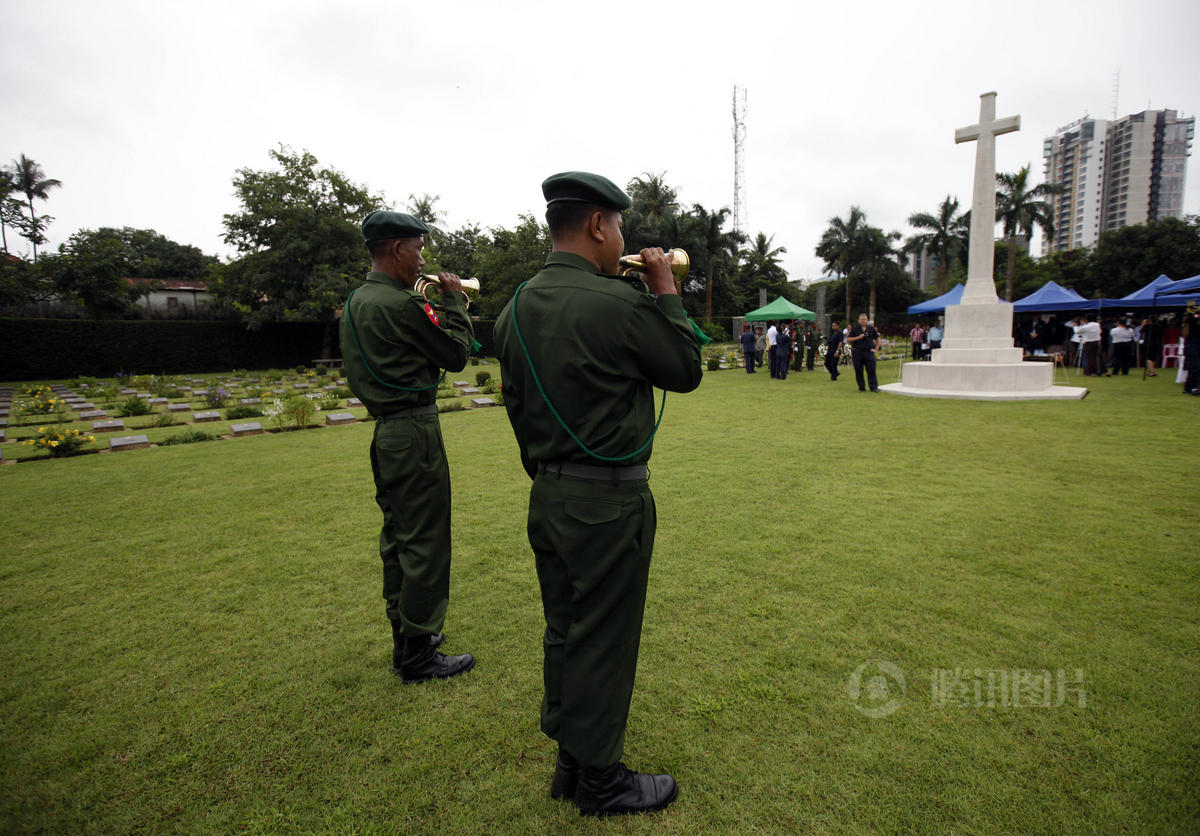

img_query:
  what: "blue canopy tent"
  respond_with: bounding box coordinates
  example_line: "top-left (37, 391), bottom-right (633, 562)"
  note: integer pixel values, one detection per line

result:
top-left (1107, 274), bottom-right (1178, 306)
top-left (908, 284), bottom-right (966, 315)
top-left (1159, 274), bottom-right (1200, 296)
top-left (1012, 281), bottom-right (1099, 313)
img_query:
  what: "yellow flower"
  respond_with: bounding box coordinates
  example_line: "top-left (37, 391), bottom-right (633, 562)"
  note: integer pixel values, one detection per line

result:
top-left (38, 427), bottom-right (44, 433)
top-left (49, 440), bottom-right (58, 447)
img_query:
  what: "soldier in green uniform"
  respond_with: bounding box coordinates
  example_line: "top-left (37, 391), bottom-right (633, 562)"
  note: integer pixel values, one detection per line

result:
top-left (494, 172), bottom-right (703, 816)
top-left (339, 210), bottom-right (476, 684)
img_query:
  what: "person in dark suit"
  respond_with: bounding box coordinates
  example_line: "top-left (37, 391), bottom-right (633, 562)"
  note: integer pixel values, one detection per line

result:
top-left (825, 321), bottom-right (843, 380)
top-left (740, 324), bottom-right (757, 373)
top-left (846, 313), bottom-right (880, 392)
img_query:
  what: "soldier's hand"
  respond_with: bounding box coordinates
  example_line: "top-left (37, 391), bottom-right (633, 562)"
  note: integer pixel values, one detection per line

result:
top-left (639, 247), bottom-right (677, 296)
top-left (436, 272), bottom-right (463, 295)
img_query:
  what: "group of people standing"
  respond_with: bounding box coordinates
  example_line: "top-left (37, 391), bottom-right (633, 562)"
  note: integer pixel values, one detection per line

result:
top-left (739, 314), bottom-right (883, 392)
top-left (739, 321), bottom-right (821, 379)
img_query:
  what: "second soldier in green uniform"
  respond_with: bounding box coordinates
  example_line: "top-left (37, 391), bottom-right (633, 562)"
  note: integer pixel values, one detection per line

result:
top-left (495, 172), bottom-right (703, 816)
top-left (339, 211), bottom-right (476, 684)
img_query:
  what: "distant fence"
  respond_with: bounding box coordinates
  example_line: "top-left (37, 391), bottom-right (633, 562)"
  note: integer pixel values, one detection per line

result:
top-left (0, 319), bottom-right (330, 380)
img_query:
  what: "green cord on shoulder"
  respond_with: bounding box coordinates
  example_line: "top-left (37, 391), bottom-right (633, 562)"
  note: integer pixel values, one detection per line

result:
top-left (510, 280), bottom-right (666, 463)
top-left (343, 286), bottom-right (447, 392)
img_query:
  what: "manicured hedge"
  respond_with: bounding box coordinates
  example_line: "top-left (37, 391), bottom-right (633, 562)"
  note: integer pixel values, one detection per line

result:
top-left (0, 319), bottom-right (331, 380)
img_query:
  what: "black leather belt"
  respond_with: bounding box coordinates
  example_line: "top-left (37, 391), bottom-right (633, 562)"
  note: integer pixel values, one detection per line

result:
top-left (538, 461), bottom-right (649, 482)
top-left (375, 404), bottom-right (439, 422)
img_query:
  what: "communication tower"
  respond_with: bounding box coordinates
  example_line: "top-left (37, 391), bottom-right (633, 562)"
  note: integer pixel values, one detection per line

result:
top-left (732, 85), bottom-right (747, 235)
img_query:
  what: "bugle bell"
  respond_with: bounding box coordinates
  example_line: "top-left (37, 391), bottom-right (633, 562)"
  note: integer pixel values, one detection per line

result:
top-left (415, 274), bottom-right (480, 302)
top-left (618, 248), bottom-right (690, 290)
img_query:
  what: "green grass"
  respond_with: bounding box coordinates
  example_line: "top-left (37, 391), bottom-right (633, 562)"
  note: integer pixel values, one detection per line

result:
top-left (1, 364), bottom-right (1197, 834)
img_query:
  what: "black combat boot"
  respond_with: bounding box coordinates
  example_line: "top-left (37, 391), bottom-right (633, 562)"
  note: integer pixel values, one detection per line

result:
top-left (575, 761), bottom-right (678, 817)
top-left (549, 748), bottom-right (580, 801)
top-left (390, 621), bottom-right (442, 672)
top-left (399, 634), bottom-right (474, 684)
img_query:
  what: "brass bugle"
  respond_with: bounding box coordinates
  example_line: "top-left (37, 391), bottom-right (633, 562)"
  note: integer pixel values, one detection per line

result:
top-left (415, 274), bottom-right (480, 301)
top-left (618, 248), bottom-right (690, 284)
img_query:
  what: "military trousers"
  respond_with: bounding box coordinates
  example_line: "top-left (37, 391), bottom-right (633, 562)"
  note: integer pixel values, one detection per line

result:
top-left (370, 413), bottom-right (452, 636)
top-left (527, 471), bottom-right (656, 768)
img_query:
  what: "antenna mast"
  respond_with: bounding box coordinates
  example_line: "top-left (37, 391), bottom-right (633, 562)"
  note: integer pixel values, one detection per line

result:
top-left (732, 85), bottom-right (747, 235)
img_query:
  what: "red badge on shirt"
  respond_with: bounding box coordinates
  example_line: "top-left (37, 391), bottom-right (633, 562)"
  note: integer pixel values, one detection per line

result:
top-left (423, 302), bottom-right (439, 326)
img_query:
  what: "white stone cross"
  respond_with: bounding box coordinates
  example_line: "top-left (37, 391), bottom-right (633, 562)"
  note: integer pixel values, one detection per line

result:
top-left (955, 92), bottom-right (1019, 303)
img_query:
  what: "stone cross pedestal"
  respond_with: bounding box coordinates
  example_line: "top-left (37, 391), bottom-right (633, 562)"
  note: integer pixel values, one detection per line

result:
top-left (882, 92), bottom-right (1087, 401)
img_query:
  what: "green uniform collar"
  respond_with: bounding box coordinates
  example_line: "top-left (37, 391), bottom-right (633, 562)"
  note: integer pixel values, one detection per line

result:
top-left (364, 270), bottom-right (416, 292)
top-left (544, 251), bottom-right (602, 275)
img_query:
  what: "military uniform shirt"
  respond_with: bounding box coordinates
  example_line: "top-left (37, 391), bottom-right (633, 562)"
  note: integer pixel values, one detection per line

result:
top-left (339, 271), bottom-right (474, 415)
top-left (495, 252), bottom-right (702, 476)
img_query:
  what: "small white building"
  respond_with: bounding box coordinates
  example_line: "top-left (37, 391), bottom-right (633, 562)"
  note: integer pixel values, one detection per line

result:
top-left (126, 278), bottom-right (215, 317)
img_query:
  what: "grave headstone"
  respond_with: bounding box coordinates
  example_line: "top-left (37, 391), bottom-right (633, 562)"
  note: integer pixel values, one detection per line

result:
top-left (80, 410), bottom-right (107, 419)
top-left (110, 434), bottom-right (150, 452)
top-left (93, 419), bottom-right (126, 432)
top-left (0, 430), bottom-right (5, 442)
top-left (119, 389), bottom-right (136, 395)
top-left (347, 398), bottom-right (362, 407)
top-left (457, 387), bottom-right (481, 395)
top-left (470, 398), bottom-right (497, 408)
top-left (230, 422), bottom-right (265, 437)
top-left (193, 411), bottom-right (221, 422)
top-left (293, 383), bottom-right (309, 389)
top-left (453, 380), bottom-right (471, 387)
top-left (167, 403), bottom-right (191, 413)
top-left (72, 402), bottom-right (96, 411)
top-left (325, 412), bottom-right (356, 425)
top-left (149, 397), bottom-right (168, 404)
top-left (239, 397), bottom-right (262, 405)
top-left (0, 419), bottom-right (7, 428)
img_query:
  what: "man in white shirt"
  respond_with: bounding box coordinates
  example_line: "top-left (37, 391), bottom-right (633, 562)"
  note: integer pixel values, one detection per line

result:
top-left (1074, 314), bottom-right (1103, 376)
top-left (1110, 319), bottom-right (1135, 375)
top-left (766, 323), bottom-right (779, 379)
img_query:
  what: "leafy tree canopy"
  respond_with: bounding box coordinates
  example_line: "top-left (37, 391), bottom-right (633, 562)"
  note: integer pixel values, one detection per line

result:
top-left (214, 145), bottom-right (386, 327)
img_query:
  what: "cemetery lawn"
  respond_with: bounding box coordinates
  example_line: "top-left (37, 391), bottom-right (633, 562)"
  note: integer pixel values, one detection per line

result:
top-left (1, 361), bottom-right (1197, 834)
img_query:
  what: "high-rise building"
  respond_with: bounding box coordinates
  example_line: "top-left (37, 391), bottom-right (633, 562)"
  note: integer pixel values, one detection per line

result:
top-left (1042, 109), bottom-right (1194, 254)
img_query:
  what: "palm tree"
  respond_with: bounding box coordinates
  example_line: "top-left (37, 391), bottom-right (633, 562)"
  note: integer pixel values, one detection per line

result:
top-left (816, 206), bottom-right (868, 323)
top-left (905, 196), bottom-right (966, 295)
top-left (996, 165), bottom-right (1062, 301)
top-left (627, 172), bottom-right (679, 225)
top-left (9, 155), bottom-right (62, 262)
top-left (739, 232), bottom-right (788, 306)
top-left (859, 227), bottom-right (902, 322)
top-left (0, 167), bottom-right (15, 253)
top-left (406, 193), bottom-right (445, 239)
top-left (686, 204), bottom-right (744, 321)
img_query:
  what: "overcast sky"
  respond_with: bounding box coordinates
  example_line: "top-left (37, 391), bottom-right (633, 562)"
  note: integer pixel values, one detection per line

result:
top-left (3, 0), bottom-right (1198, 282)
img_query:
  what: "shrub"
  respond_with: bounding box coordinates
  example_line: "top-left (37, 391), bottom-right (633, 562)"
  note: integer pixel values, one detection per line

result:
top-left (314, 365), bottom-right (328, 377)
top-left (475, 370), bottom-right (491, 386)
top-left (330, 386), bottom-right (352, 398)
top-left (266, 368), bottom-right (284, 381)
top-left (160, 429), bottom-right (217, 446)
top-left (18, 386), bottom-right (61, 417)
top-left (315, 392), bottom-right (341, 411)
top-left (470, 357), bottom-right (479, 366)
top-left (149, 376), bottom-right (183, 398)
top-left (264, 395), bottom-right (318, 430)
top-left (225, 405), bottom-right (263, 420)
top-left (22, 426), bottom-right (95, 457)
top-left (438, 399), bottom-right (466, 413)
top-left (117, 396), bottom-right (154, 417)
top-left (706, 358), bottom-right (720, 371)
top-left (204, 387), bottom-right (231, 408)
top-left (699, 320), bottom-right (729, 342)
top-left (136, 414), bottom-right (179, 429)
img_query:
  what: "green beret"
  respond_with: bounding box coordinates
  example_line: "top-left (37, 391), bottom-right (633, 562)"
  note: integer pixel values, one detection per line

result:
top-left (361, 211), bottom-right (430, 243)
top-left (542, 171), bottom-right (632, 211)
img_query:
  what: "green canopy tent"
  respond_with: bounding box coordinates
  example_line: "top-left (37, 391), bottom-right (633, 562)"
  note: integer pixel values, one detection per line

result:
top-left (743, 296), bottom-right (816, 321)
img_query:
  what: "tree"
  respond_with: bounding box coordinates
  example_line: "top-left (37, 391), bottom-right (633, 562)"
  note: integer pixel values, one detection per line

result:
top-left (44, 231), bottom-right (151, 317)
top-left (0, 168), bottom-right (17, 253)
top-left (684, 203), bottom-right (744, 321)
top-left (9, 155), bottom-right (62, 262)
top-left (996, 164), bottom-right (1061, 301)
top-left (737, 232), bottom-right (788, 308)
top-left (816, 206), bottom-right (868, 323)
top-left (859, 226), bottom-right (902, 321)
top-left (406, 193), bottom-right (445, 242)
top-left (1084, 216), bottom-right (1200, 298)
top-left (472, 214), bottom-right (550, 318)
top-left (623, 172), bottom-right (682, 254)
top-left (905, 196), bottom-right (966, 295)
top-left (215, 146), bottom-right (386, 354)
